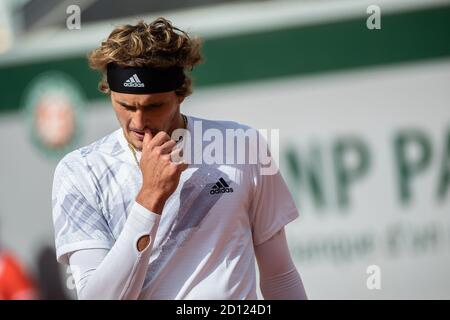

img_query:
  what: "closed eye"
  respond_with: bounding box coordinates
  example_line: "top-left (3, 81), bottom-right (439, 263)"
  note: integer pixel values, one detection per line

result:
top-left (120, 104), bottom-right (136, 111)
top-left (118, 102), bottom-right (163, 111)
top-left (143, 103), bottom-right (164, 110)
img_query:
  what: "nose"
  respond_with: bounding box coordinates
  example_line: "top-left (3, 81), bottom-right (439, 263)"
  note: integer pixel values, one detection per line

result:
top-left (132, 109), bottom-right (146, 130)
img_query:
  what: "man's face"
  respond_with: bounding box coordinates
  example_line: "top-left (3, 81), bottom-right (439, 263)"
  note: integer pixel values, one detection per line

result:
top-left (111, 91), bottom-right (185, 151)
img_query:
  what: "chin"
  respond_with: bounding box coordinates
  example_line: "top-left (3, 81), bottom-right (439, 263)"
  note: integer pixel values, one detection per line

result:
top-left (132, 141), bottom-right (143, 151)
top-left (125, 133), bottom-right (142, 150)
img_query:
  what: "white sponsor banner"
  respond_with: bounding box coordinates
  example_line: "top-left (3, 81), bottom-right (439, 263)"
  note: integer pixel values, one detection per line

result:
top-left (183, 58), bottom-right (450, 299)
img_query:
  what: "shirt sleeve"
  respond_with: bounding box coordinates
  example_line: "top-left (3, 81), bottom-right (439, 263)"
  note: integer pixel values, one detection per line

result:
top-left (254, 229), bottom-right (308, 300)
top-left (249, 133), bottom-right (300, 246)
top-left (68, 202), bottom-right (160, 300)
top-left (52, 152), bottom-right (115, 264)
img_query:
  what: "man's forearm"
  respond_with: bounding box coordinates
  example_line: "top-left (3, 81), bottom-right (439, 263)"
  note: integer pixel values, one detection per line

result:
top-left (135, 189), bottom-right (166, 215)
top-left (255, 228), bottom-right (308, 300)
top-left (260, 267), bottom-right (308, 300)
top-left (69, 201), bottom-right (160, 299)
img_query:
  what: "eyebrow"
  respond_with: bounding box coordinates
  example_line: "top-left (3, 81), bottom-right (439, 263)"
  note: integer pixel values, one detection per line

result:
top-left (117, 100), bottom-right (164, 108)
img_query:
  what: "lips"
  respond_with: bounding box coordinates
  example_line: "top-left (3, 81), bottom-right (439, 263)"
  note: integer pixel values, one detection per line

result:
top-left (130, 129), bottom-right (158, 141)
top-left (132, 131), bottom-right (145, 141)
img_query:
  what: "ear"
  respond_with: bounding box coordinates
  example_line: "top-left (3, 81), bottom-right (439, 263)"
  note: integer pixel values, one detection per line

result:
top-left (177, 94), bottom-right (185, 104)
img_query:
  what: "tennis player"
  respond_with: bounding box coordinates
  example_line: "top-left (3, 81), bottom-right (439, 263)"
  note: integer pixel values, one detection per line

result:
top-left (52, 17), bottom-right (307, 300)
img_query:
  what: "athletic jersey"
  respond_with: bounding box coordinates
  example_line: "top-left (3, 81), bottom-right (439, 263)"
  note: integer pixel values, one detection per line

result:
top-left (52, 115), bottom-right (299, 299)
top-left (0, 251), bottom-right (36, 300)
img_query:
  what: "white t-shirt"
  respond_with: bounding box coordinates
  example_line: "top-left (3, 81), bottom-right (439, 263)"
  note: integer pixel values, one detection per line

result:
top-left (52, 115), bottom-right (299, 299)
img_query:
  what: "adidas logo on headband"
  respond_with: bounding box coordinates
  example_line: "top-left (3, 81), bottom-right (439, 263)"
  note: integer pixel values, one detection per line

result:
top-left (107, 63), bottom-right (184, 94)
top-left (123, 74), bottom-right (145, 88)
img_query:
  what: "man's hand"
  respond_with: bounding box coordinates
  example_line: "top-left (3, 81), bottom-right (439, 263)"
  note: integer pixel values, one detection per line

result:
top-left (135, 129), bottom-right (188, 214)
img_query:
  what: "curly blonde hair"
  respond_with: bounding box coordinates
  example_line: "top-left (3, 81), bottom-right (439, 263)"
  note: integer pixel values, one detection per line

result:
top-left (88, 17), bottom-right (203, 97)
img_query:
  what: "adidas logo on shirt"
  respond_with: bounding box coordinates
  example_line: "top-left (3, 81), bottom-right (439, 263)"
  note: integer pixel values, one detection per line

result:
top-left (210, 177), bottom-right (234, 195)
top-left (124, 74), bottom-right (145, 87)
